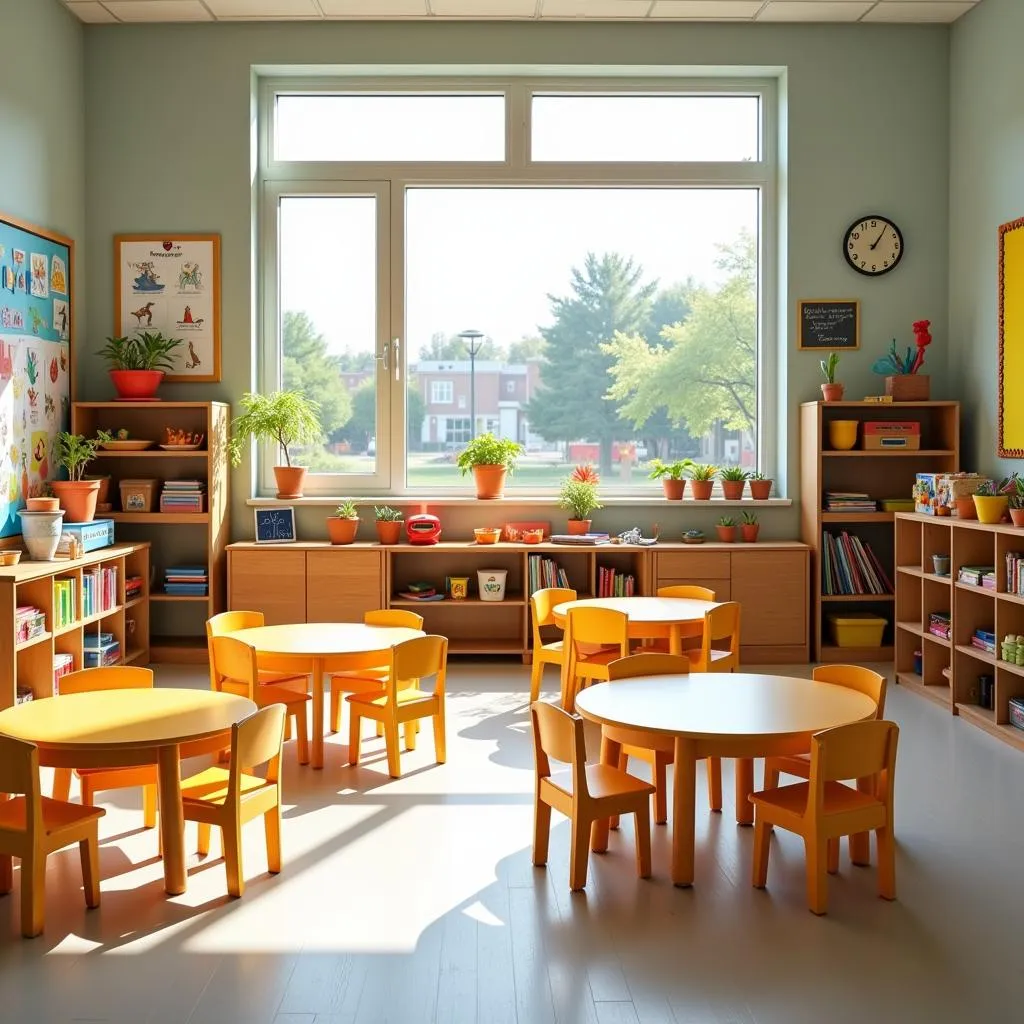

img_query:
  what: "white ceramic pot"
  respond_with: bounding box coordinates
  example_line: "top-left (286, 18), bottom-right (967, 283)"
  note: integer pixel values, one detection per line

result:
top-left (18, 509), bottom-right (66, 561)
top-left (477, 569), bottom-right (508, 602)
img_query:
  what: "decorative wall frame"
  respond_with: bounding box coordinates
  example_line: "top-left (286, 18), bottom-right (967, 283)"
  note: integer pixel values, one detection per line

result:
top-left (254, 506), bottom-right (296, 544)
top-left (114, 233), bottom-right (221, 383)
top-left (998, 217), bottom-right (1024, 458)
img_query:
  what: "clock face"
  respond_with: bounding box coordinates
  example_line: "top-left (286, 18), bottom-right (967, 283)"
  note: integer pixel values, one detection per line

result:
top-left (844, 215), bottom-right (903, 276)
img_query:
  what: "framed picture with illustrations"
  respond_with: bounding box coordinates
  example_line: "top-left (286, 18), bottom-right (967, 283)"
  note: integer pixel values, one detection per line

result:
top-left (254, 506), bottom-right (297, 544)
top-left (114, 234), bottom-right (221, 382)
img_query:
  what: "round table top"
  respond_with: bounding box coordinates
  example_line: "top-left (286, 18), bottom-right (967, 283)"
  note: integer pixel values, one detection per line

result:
top-left (574, 673), bottom-right (877, 741)
top-left (0, 689), bottom-right (256, 750)
top-left (553, 596), bottom-right (717, 625)
top-left (229, 622), bottom-right (424, 658)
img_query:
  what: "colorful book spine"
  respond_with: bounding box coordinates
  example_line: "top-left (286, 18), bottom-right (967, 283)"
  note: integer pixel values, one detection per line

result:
top-left (821, 531), bottom-right (893, 596)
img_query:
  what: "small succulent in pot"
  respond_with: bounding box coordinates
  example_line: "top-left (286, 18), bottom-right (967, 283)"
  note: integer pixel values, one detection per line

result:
top-left (820, 351), bottom-right (844, 401)
top-left (648, 459), bottom-right (688, 500)
top-left (327, 499), bottom-right (360, 545)
top-left (715, 515), bottom-right (738, 542)
top-left (741, 509), bottom-right (760, 542)
top-left (685, 460), bottom-right (718, 500)
top-left (374, 504), bottom-right (405, 545)
top-left (718, 466), bottom-right (748, 500)
top-left (748, 471), bottom-right (773, 500)
top-left (682, 528), bottom-right (705, 544)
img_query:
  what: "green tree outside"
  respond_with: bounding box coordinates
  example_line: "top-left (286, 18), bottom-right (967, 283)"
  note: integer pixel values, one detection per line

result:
top-left (282, 311), bottom-right (353, 439)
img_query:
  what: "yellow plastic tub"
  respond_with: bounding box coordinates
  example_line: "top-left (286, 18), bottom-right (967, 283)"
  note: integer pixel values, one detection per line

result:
top-left (828, 613), bottom-right (887, 648)
top-left (828, 420), bottom-right (859, 451)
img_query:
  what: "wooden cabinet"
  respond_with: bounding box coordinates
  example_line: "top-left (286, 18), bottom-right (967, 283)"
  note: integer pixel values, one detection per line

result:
top-left (228, 548), bottom-right (306, 625)
top-left (307, 550), bottom-right (383, 622)
top-left (731, 550), bottom-right (807, 651)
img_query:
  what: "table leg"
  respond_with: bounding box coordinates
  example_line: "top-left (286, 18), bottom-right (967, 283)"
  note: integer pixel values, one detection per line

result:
top-left (157, 745), bottom-right (186, 895)
top-left (671, 736), bottom-right (697, 886)
top-left (734, 757), bottom-right (754, 825)
top-left (669, 625), bottom-right (681, 657)
top-left (591, 732), bottom-right (622, 853)
top-left (311, 656), bottom-right (325, 770)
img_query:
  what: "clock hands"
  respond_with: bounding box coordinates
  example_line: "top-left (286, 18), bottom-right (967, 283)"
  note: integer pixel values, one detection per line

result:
top-left (869, 225), bottom-right (889, 250)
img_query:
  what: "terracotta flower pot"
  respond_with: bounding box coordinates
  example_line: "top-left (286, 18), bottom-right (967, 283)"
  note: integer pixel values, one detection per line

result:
top-left (327, 516), bottom-right (359, 544)
top-left (661, 478), bottom-right (685, 500)
top-left (109, 369), bottom-right (164, 401)
top-left (821, 383), bottom-right (845, 402)
top-left (1010, 508), bottom-right (1024, 528)
top-left (567, 519), bottom-right (591, 535)
top-left (749, 479), bottom-right (772, 500)
top-left (50, 480), bottom-right (101, 523)
top-left (689, 480), bottom-right (713, 500)
top-left (273, 465), bottom-right (307, 499)
top-left (375, 520), bottom-right (403, 545)
top-left (721, 480), bottom-right (745, 500)
top-left (715, 525), bottom-right (737, 542)
top-left (954, 496), bottom-right (977, 520)
top-left (25, 497), bottom-right (60, 512)
top-left (742, 524), bottom-right (760, 543)
top-left (472, 464), bottom-right (507, 500)
top-left (84, 475), bottom-right (111, 506)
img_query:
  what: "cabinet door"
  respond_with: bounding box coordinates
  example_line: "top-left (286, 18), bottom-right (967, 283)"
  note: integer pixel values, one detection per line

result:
top-left (655, 551), bottom-right (731, 581)
top-left (306, 550), bottom-right (384, 622)
top-left (229, 550), bottom-right (306, 624)
top-left (731, 551), bottom-right (807, 646)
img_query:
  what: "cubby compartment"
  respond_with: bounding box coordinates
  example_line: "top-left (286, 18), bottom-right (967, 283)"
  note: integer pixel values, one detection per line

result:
top-left (411, 600), bottom-right (525, 656)
top-left (895, 515), bottom-right (923, 570)
top-left (922, 519), bottom-right (953, 580)
top-left (391, 547), bottom-right (525, 605)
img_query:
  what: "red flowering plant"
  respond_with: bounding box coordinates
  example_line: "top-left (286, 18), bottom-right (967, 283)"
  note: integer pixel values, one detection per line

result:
top-left (559, 464), bottom-right (602, 521)
top-left (570, 464), bottom-right (600, 485)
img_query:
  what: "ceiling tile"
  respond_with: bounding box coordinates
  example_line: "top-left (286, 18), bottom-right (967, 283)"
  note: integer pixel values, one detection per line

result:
top-left (103, 1), bottom-right (215, 20)
top-left (65, 2), bottom-right (120, 21)
top-left (650, 1), bottom-right (762, 18)
top-left (542, 0), bottom-right (652, 16)
top-left (758, 1), bottom-right (874, 21)
top-left (319, 0), bottom-right (428, 14)
top-left (431, 0), bottom-right (538, 15)
top-left (862, 2), bottom-right (976, 22)
top-left (204, 0), bottom-right (321, 16)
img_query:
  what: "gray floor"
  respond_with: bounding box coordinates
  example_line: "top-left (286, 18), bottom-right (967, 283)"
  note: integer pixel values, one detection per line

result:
top-left (0, 660), bottom-right (1020, 1024)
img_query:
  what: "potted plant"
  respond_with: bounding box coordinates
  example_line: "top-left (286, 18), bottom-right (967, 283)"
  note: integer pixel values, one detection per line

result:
top-left (715, 515), bottom-right (738, 542)
top-left (456, 433), bottom-right (523, 499)
top-left (229, 390), bottom-right (323, 499)
top-left (749, 471), bottom-right (772, 500)
top-left (686, 461), bottom-right (718, 501)
top-left (820, 351), bottom-right (844, 402)
top-left (328, 500), bottom-right (360, 545)
top-left (719, 466), bottom-right (748, 501)
top-left (741, 510), bottom-right (759, 543)
top-left (99, 332), bottom-right (184, 400)
top-left (374, 505), bottom-right (404, 545)
top-left (50, 431), bottom-right (111, 523)
top-left (973, 480), bottom-right (1010, 524)
top-left (648, 459), bottom-right (687, 500)
top-left (682, 528), bottom-right (705, 545)
top-left (558, 465), bottom-right (602, 535)
top-left (25, 485), bottom-right (59, 513)
top-left (1009, 478), bottom-right (1024, 528)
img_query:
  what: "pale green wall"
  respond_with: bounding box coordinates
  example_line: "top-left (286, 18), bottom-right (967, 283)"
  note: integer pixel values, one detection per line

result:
top-left (0, 0), bottom-right (85, 350)
top-left (81, 21), bottom-right (951, 540)
top-left (950, 0), bottom-right (1024, 477)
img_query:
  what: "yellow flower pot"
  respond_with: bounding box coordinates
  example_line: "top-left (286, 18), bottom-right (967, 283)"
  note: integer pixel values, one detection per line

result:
top-left (828, 420), bottom-right (859, 451)
top-left (973, 494), bottom-right (1009, 524)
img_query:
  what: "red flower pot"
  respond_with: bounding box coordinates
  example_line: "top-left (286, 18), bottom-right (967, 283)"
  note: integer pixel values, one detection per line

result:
top-left (742, 524), bottom-right (760, 543)
top-left (375, 521), bottom-right (403, 545)
top-left (661, 478), bottom-right (685, 500)
top-left (749, 479), bottom-right (772, 500)
top-left (472, 465), bottom-right (507, 499)
top-left (690, 480), bottom-right (713, 500)
top-left (721, 481), bottom-right (745, 501)
top-left (273, 466), bottom-right (307, 499)
top-left (715, 525), bottom-right (738, 542)
top-left (327, 517), bottom-right (359, 544)
top-left (109, 369), bottom-right (164, 401)
top-left (1010, 508), bottom-right (1024, 528)
top-left (50, 480), bottom-right (101, 523)
top-left (567, 519), bottom-right (591, 535)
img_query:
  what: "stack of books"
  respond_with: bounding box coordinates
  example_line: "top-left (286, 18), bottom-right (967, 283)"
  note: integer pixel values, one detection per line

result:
top-left (82, 565), bottom-right (118, 618)
top-left (16, 687), bottom-right (33, 704)
top-left (53, 578), bottom-right (78, 629)
top-left (125, 575), bottom-right (144, 601)
top-left (959, 565), bottom-right (996, 589)
top-left (971, 628), bottom-right (996, 655)
top-left (53, 653), bottom-right (74, 693)
top-left (598, 566), bottom-right (635, 597)
top-left (84, 631), bottom-right (121, 668)
top-left (163, 565), bottom-right (208, 596)
top-left (397, 581), bottom-right (444, 601)
top-left (160, 479), bottom-right (206, 514)
top-left (528, 555), bottom-right (570, 594)
top-left (928, 612), bottom-right (951, 640)
top-left (823, 491), bottom-right (878, 513)
top-left (1005, 552), bottom-right (1024, 595)
top-left (821, 531), bottom-right (894, 595)
top-left (16, 606), bottom-right (46, 644)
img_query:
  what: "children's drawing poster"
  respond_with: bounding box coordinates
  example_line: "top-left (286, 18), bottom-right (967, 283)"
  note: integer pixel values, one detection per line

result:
top-left (115, 234), bottom-right (221, 383)
top-left (0, 212), bottom-right (73, 537)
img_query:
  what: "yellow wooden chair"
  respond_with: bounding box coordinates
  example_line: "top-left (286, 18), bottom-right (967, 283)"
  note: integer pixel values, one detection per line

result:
top-left (531, 700), bottom-right (654, 892)
top-left (328, 609), bottom-right (424, 754)
top-left (686, 601), bottom-right (742, 672)
top-left (643, 585), bottom-right (717, 652)
top-left (561, 607), bottom-right (630, 710)
top-left (529, 587), bottom-right (577, 703)
top-left (207, 610), bottom-right (309, 695)
top-left (656, 585), bottom-right (717, 600)
top-left (210, 635), bottom-right (312, 765)
top-left (180, 704), bottom-right (286, 898)
top-left (347, 635), bottom-right (448, 778)
top-left (750, 719), bottom-right (899, 915)
top-left (0, 734), bottom-right (104, 937)
top-left (51, 667), bottom-right (159, 827)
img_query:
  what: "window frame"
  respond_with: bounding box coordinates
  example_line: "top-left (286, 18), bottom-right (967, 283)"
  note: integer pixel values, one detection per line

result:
top-left (258, 74), bottom-right (778, 499)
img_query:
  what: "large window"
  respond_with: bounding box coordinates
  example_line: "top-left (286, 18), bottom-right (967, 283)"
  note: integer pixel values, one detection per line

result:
top-left (261, 79), bottom-right (775, 496)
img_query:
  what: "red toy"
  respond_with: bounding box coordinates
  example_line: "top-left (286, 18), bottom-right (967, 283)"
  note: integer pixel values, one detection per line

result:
top-left (911, 319), bottom-right (932, 374)
top-left (406, 513), bottom-right (442, 545)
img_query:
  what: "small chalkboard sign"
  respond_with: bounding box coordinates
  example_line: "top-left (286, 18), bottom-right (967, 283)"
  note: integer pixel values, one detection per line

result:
top-left (254, 507), bottom-right (296, 544)
top-left (798, 300), bottom-right (860, 350)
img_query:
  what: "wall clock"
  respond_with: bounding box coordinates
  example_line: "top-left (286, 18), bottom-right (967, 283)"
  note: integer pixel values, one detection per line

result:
top-left (843, 215), bottom-right (903, 276)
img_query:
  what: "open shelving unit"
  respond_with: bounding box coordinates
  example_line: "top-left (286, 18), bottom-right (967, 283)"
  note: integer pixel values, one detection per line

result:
top-left (800, 400), bottom-right (959, 661)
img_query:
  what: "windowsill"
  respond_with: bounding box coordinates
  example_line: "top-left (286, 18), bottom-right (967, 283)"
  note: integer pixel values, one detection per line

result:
top-left (247, 495), bottom-right (793, 508)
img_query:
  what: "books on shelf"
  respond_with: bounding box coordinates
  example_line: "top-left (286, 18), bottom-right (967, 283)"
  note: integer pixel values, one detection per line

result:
top-left (16, 606), bottom-right (46, 644)
top-left (928, 612), bottom-right (951, 640)
top-left (397, 590), bottom-right (445, 601)
top-left (82, 565), bottom-right (118, 618)
top-left (1006, 552), bottom-right (1024, 595)
top-left (598, 566), bottom-right (635, 598)
top-left (160, 479), bottom-right (207, 514)
top-left (824, 491), bottom-right (878, 513)
top-left (550, 533), bottom-right (610, 546)
top-left (84, 631), bottom-right (121, 667)
top-left (821, 531), bottom-right (894, 596)
top-left (971, 628), bottom-right (996, 655)
top-left (53, 578), bottom-right (77, 629)
top-left (125, 575), bottom-right (143, 599)
top-left (53, 653), bottom-right (74, 694)
top-left (163, 564), bottom-right (208, 596)
top-left (958, 565), bottom-right (995, 588)
top-left (528, 554), bottom-right (570, 594)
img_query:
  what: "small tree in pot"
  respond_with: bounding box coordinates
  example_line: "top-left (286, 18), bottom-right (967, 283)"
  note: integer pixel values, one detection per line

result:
top-left (328, 500), bottom-right (360, 545)
top-left (558, 464), bottom-right (602, 534)
top-left (99, 332), bottom-right (183, 400)
top-left (51, 431), bottom-right (111, 522)
top-left (648, 459), bottom-right (687, 500)
top-left (456, 433), bottom-right (523, 499)
top-left (374, 505), bottom-right (404, 545)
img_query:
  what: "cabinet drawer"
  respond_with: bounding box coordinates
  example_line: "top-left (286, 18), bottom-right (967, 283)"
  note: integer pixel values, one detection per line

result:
top-left (656, 578), bottom-right (730, 601)
top-left (229, 549), bottom-right (306, 625)
top-left (306, 550), bottom-right (384, 622)
top-left (731, 551), bottom-right (807, 647)
top-left (655, 551), bottom-right (731, 580)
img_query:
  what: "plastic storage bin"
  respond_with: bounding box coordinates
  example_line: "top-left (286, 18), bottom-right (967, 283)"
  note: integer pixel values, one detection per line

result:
top-left (477, 569), bottom-right (507, 601)
top-left (62, 519), bottom-right (115, 552)
top-left (829, 613), bottom-right (887, 648)
top-left (119, 479), bottom-right (158, 513)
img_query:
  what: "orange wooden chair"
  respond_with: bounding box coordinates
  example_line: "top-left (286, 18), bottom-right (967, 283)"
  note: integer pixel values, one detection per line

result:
top-left (750, 719), bottom-right (899, 915)
top-left (529, 587), bottom-right (577, 703)
top-left (207, 611), bottom-right (309, 695)
top-left (0, 734), bottom-right (104, 937)
top-left (181, 704), bottom-right (286, 898)
top-left (51, 667), bottom-right (159, 827)
top-left (347, 635), bottom-right (448, 778)
top-left (328, 609), bottom-right (424, 753)
top-left (561, 607), bottom-right (630, 710)
top-left (686, 601), bottom-right (742, 672)
top-left (643, 585), bottom-right (717, 652)
top-left (656, 585), bottom-right (717, 601)
top-left (531, 700), bottom-right (654, 892)
top-left (210, 635), bottom-right (312, 765)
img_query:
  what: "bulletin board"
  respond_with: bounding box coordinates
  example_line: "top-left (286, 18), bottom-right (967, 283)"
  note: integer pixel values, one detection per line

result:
top-left (999, 217), bottom-right (1024, 458)
top-left (0, 212), bottom-right (73, 537)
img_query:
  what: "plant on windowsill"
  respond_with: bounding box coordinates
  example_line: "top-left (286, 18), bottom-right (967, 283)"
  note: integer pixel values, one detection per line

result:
top-left (374, 505), bottom-right (404, 545)
top-left (719, 466), bottom-right (749, 501)
top-left (455, 432), bottom-right (524, 499)
top-left (748, 471), bottom-right (773, 500)
top-left (328, 499), bottom-right (360, 545)
top-left (48, 431), bottom-right (112, 524)
top-left (98, 332), bottom-right (184, 400)
top-left (558, 465), bottom-right (602, 535)
top-left (741, 510), bottom-right (760, 543)
top-left (228, 390), bottom-right (323, 499)
top-left (648, 459), bottom-right (688, 500)
top-left (820, 351), bottom-right (844, 402)
top-left (685, 461), bottom-right (718, 501)
top-left (715, 515), bottom-right (738, 543)
top-left (1007, 477), bottom-right (1024, 528)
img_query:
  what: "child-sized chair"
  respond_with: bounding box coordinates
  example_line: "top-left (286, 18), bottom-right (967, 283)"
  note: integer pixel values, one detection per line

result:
top-left (561, 607), bottom-right (630, 710)
top-left (529, 587), bottom-right (577, 703)
top-left (686, 601), bottom-right (742, 672)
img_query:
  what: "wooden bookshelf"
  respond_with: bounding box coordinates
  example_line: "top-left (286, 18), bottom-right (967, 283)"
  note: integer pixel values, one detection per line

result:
top-left (800, 400), bottom-right (959, 660)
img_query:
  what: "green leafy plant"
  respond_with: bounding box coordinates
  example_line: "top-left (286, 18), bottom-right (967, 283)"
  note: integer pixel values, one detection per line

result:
top-left (683, 529), bottom-right (704, 540)
top-left (1005, 476), bottom-right (1024, 510)
top-left (99, 332), bottom-right (183, 372)
top-left (741, 510), bottom-right (759, 525)
top-left (334, 500), bottom-right (359, 519)
top-left (455, 433), bottom-right (523, 475)
top-left (716, 515), bottom-right (737, 527)
top-left (228, 390), bottom-right (323, 468)
top-left (374, 505), bottom-right (403, 522)
top-left (974, 480), bottom-right (998, 497)
top-left (820, 351), bottom-right (840, 384)
top-left (647, 459), bottom-right (688, 481)
top-left (718, 466), bottom-right (749, 482)
top-left (558, 478), bottom-right (603, 521)
top-left (749, 471), bottom-right (768, 481)
top-left (55, 431), bottom-right (111, 481)
top-left (685, 461), bottom-right (718, 482)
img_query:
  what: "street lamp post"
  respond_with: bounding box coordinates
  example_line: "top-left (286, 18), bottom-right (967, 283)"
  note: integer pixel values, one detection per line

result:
top-left (458, 329), bottom-right (484, 440)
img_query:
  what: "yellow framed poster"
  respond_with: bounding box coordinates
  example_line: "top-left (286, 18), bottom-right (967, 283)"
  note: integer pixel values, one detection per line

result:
top-left (999, 218), bottom-right (1024, 457)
